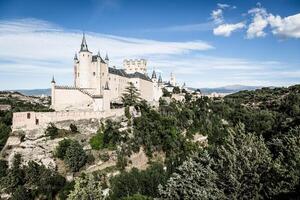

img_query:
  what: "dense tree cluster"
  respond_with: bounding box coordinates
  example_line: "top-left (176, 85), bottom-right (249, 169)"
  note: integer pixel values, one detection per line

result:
top-left (0, 154), bottom-right (65, 199)
top-left (54, 139), bottom-right (87, 172)
top-left (109, 163), bottom-right (167, 199)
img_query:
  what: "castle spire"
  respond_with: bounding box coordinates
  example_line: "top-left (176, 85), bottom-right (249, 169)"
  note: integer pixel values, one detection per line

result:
top-left (97, 50), bottom-right (101, 57)
top-left (158, 74), bottom-right (162, 83)
top-left (74, 52), bottom-right (78, 60)
top-left (80, 33), bottom-right (89, 52)
top-left (51, 75), bottom-right (56, 84)
top-left (151, 70), bottom-right (157, 79)
top-left (105, 52), bottom-right (109, 61)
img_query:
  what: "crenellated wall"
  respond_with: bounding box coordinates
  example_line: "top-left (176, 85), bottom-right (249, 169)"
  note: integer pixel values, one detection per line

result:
top-left (12, 108), bottom-right (124, 131)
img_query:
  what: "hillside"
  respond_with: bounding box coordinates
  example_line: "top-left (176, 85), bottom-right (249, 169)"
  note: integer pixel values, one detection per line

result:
top-left (0, 85), bottom-right (299, 199)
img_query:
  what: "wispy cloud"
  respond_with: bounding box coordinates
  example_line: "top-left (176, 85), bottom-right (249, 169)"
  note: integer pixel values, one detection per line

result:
top-left (0, 18), bottom-right (297, 89)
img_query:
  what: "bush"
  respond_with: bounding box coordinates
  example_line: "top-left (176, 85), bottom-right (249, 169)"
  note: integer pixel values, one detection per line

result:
top-left (64, 141), bottom-right (87, 172)
top-left (54, 139), bottom-right (72, 159)
top-left (99, 152), bottom-right (110, 162)
top-left (70, 123), bottom-right (78, 133)
top-left (86, 153), bottom-right (95, 165)
top-left (90, 131), bottom-right (104, 150)
top-left (45, 123), bottom-right (58, 139)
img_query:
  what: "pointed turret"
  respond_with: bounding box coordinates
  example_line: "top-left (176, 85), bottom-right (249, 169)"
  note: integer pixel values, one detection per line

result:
top-left (80, 33), bottom-right (89, 52)
top-left (97, 51), bottom-right (101, 58)
top-left (74, 53), bottom-right (78, 61)
top-left (151, 70), bottom-right (157, 79)
top-left (158, 74), bottom-right (162, 83)
top-left (51, 75), bottom-right (56, 84)
top-left (105, 53), bottom-right (109, 61)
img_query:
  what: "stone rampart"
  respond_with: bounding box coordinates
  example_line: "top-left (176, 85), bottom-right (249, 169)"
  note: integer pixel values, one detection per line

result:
top-left (12, 108), bottom-right (124, 131)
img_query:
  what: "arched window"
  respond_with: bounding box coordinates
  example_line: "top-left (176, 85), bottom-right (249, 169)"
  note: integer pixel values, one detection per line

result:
top-left (93, 72), bottom-right (96, 76)
top-left (27, 113), bottom-right (31, 119)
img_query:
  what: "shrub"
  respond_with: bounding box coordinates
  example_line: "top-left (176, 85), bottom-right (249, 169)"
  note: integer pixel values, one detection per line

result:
top-left (70, 123), bottom-right (78, 133)
top-left (90, 131), bottom-right (104, 150)
top-left (99, 152), bottom-right (110, 162)
top-left (45, 123), bottom-right (58, 139)
top-left (64, 141), bottom-right (87, 172)
top-left (86, 153), bottom-right (95, 165)
top-left (54, 139), bottom-right (72, 159)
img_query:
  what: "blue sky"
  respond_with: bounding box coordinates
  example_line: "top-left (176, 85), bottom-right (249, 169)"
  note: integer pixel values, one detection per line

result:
top-left (0, 0), bottom-right (299, 89)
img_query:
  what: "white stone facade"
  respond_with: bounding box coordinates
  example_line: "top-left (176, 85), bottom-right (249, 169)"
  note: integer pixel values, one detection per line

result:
top-left (51, 34), bottom-right (163, 112)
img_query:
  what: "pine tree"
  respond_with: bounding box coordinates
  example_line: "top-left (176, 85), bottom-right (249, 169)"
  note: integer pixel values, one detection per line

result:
top-left (122, 82), bottom-right (141, 106)
top-left (159, 151), bottom-right (225, 200)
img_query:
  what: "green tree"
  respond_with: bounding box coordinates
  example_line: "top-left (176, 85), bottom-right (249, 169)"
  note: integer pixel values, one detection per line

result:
top-left (110, 163), bottom-right (167, 199)
top-left (0, 122), bottom-right (10, 150)
top-left (11, 185), bottom-right (32, 200)
top-left (64, 140), bottom-right (87, 172)
top-left (172, 86), bottom-right (181, 94)
top-left (3, 153), bottom-right (25, 193)
top-left (69, 123), bottom-right (78, 133)
top-left (54, 138), bottom-right (72, 159)
top-left (67, 174), bottom-right (104, 200)
top-left (122, 82), bottom-right (141, 106)
top-left (159, 152), bottom-right (225, 200)
top-left (162, 88), bottom-right (171, 97)
top-left (45, 123), bottom-right (59, 139)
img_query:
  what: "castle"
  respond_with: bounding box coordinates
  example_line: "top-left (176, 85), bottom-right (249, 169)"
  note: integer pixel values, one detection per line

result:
top-left (12, 34), bottom-right (170, 130)
top-left (51, 34), bottom-right (163, 112)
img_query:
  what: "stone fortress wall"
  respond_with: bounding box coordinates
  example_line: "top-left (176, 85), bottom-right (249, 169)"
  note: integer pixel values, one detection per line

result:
top-left (12, 108), bottom-right (124, 131)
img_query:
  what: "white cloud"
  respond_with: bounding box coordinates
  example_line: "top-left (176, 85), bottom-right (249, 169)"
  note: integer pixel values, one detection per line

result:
top-left (246, 4), bottom-right (300, 39)
top-left (217, 3), bottom-right (230, 9)
top-left (213, 22), bottom-right (245, 37)
top-left (246, 7), bottom-right (269, 38)
top-left (211, 9), bottom-right (224, 24)
top-left (210, 3), bottom-right (236, 24)
top-left (268, 13), bottom-right (300, 38)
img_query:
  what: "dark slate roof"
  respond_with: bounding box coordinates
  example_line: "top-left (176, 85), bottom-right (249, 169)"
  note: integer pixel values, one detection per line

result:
top-left (92, 55), bottom-right (106, 63)
top-left (108, 67), bottom-right (152, 82)
top-left (164, 82), bottom-right (174, 87)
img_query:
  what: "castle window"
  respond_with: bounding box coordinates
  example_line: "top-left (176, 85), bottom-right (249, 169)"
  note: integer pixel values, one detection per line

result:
top-left (93, 72), bottom-right (96, 76)
top-left (109, 78), bottom-right (111, 80)
top-left (35, 119), bottom-right (39, 125)
top-left (27, 113), bottom-right (31, 119)
top-left (83, 54), bottom-right (84, 57)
